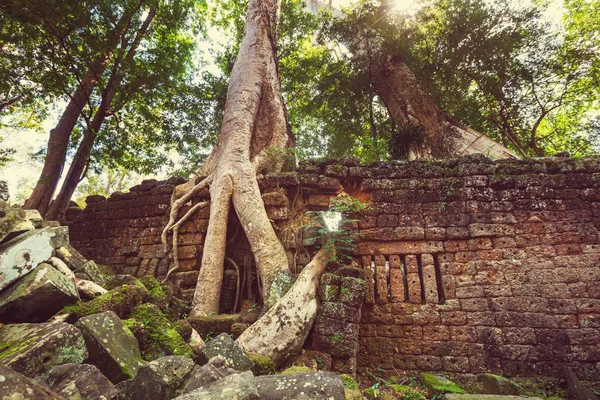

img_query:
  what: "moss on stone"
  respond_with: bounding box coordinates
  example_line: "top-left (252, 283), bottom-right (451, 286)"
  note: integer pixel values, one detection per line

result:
top-left (420, 373), bottom-right (465, 395)
top-left (247, 352), bottom-right (276, 375)
top-left (340, 374), bottom-right (358, 389)
top-left (344, 388), bottom-right (363, 400)
top-left (58, 283), bottom-right (148, 322)
top-left (281, 365), bottom-right (312, 374)
top-left (390, 384), bottom-right (427, 400)
top-left (139, 276), bottom-right (160, 291)
top-left (129, 303), bottom-right (194, 361)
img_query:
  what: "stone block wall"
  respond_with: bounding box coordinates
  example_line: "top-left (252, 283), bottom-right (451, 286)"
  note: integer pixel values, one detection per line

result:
top-left (68, 155), bottom-right (600, 384)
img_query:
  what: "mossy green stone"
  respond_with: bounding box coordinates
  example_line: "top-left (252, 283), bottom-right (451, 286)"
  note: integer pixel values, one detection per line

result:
top-left (59, 282), bottom-right (148, 322)
top-left (247, 352), bottom-right (276, 375)
top-left (420, 373), bottom-right (465, 395)
top-left (129, 303), bottom-right (194, 361)
top-left (390, 384), bottom-right (427, 400)
top-left (340, 374), bottom-right (358, 389)
top-left (281, 365), bottom-right (312, 374)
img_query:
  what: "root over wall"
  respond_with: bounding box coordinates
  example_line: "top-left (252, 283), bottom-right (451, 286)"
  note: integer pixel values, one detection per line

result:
top-left (68, 154), bottom-right (600, 384)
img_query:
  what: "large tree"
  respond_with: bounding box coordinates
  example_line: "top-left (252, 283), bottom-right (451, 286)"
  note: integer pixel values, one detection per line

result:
top-left (163, 0), bottom-right (333, 365)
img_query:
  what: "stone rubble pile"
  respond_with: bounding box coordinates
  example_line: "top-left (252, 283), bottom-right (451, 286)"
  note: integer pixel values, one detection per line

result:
top-left (0, 195), bottom-right (347, 399)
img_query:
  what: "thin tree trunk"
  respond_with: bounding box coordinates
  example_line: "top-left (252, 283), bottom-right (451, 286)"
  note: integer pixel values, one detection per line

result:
top-left (45, 7), bottom-right (156, 221)
top-left (24, 1), bottom-right (143, 214)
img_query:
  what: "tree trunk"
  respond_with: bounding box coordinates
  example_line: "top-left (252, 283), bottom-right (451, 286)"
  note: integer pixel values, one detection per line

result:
top-left (23, 1), bottom-right (143, 214)
top-left (372, 55), bottom-right (518, 159)
top-left (183, 0), bottom-right (294, 317)
top-left (44, 7), bottom-right (156, 221)
top-left (305, 0), bottom-right (518, 160)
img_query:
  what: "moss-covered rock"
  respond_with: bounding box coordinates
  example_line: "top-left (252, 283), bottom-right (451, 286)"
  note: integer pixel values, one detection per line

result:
top-left (345, 388), bottom-right (363, 400)
top-left (390, 384), bottom-right (427, 400)
top-left (173, 319), bottom-right (193, 341)
top-left (420, 373), bottom-right (465, 395)
top-left (59, 282), bottom-right (148, 322)
top-left (104, 274), bottom-right (140, 290)
top-left (281, 365), bottom-right (312, 374)
top-left (340, 374), bottom-right (358, 389)
top-left (0, 321), bottom-right (87, 378)
top-left (0, 201), bottom-right (27, 243)
top-left (129, 303), bottom-right (195, 361)
top-left (187, 313), bottom-right (241, 339)
top-left (482, 373), bottom-right (521, 395)
top-left (75, 310), bottom-right (145, 383)
top-left (247, 352), bottom-right (276, 375)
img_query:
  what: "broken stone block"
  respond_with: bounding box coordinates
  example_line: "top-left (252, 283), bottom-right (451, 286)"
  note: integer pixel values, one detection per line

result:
top-left (176, 355), bottom-right (239, 395)
top-left (0, 226), bottom-right (69, 291)
top-left (75, 310), bottom-right (145, 383)
top-left (24, 209), bottom-right (43, 228)
top-left (175, 371), bottom-right (258, 400)
top-left (255, 371), bottom-right (345, 400)
top-left (48, 256), bottom-right (76, 278)
top-left (60, 282), bottom-right (148, 322)
top-left (128, 303), bottom-right (195, 361)
top-left (0, 262), bottom-right (79, 323)
top-left (43, 363), bottom-right (118, 400)
top-left (482, 373), bottom-right (521, 396)
top-left (197, 333), bottom-right (254, 371)
top-left (0, 181), bottom-right (7, 201)
top-left (188, 313), bottom-right (241, 337)
top-left (0, 363), bottom-right (63, 399)
top-left (56, 244), bottom-right (88, 270)
top-left (0, 321), bottom-right (87, 378)
top-left (0, 201), bottom-right (27, 244)
top-left (75, 278), bottom-right (108, 299)
top-left (122, 356), bottom-right (195, 400)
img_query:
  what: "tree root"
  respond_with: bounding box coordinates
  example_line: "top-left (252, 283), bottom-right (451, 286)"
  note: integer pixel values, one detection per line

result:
top-left (225, 256), bottom-right (241, 313)
top-left (236, 242), bottom-right (334, 366)
top-left (161, 175), bottom-right (212, 253)
top-left (161, 200), bottom-right (209, 284)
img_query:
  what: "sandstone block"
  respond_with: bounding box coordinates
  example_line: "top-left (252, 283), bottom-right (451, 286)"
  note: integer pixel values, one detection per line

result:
top-left (44, 363), bottom-right (118, 400)
top-left (75, 311), bottom-right (145, 383)
top-left (0, 262), bottom-right (79, 322)
top-left (197, 333), bottom-right (253, 371)
top-left (0, 226), bottom-right (68, 290)
top-left (0, 363), bottom-right (63, 399)
top-left (0, 321), bottom-right (87, 378)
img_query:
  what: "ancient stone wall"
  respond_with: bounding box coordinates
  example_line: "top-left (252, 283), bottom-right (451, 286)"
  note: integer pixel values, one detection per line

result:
top-left (68, 155), bottom-right (600, 383)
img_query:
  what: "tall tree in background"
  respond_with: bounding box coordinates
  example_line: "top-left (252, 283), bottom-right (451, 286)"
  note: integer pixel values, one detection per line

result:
top-left (45, 0), bottom-right (198, 220)
top-left (5, 0), bottom-right (147, 214)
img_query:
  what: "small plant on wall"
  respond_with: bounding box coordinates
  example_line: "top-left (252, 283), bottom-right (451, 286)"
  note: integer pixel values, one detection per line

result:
top-left (306, 193), bottom-right (368, 264)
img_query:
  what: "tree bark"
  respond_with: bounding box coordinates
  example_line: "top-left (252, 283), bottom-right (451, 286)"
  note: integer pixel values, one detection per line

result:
top-left (45, 7), bottom-right (156, 221)
top-left (372, 56), bottom-right (518, 159)
top-left (23, 1), bottom-right (143, 214)
top-left (185, 0), bottom-right (294, 317)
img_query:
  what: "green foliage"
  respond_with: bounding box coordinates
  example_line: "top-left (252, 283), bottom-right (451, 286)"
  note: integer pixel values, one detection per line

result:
top-left (388, 120), bottom-right (427, 160)
top-left (341, 374), bottom-right (359, 389)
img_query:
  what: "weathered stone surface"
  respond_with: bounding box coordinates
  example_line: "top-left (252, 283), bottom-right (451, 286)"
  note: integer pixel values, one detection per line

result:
top-left (175, 370), bottom-right (259, 400)
top-left (76, 278), bottom-right (108, 299)
top-left (75, 311), bottom-right (145, 383)
top-left (60, 282), bottom-right (148, 322)
top-left (444, 396), bottom-right (542, 400)
top-left (0, 363), bottom-right (63, 399)
top-left (56, 244), bottom-right (88, 271)
top-left (421, 373), bottom-right (465, 395)
top-left (255, 371), bottom-right (346, 400)
top-left (48, 256), bottom-right (76, 278)
top-left (0, 321), bottom-right (87, 378)
top-left (176, 355), bottom-right (238, 395)
top-left (44, 363), bottom-right (118, 400)
top-left (0, 201), bottom-right (28, 244)
top-left (188, 313), bottom-right (241, 337)
top-left (76, 260), bottom-right (108, 286)
top-left (197, 333), bottom-right (254, 371)
top-left (128, 303), bottom-right (195, 361)
top-left (482, 373), bottom-right (521, 396)
top-left (0, 226), bottom-right (69, 291)
top-left (122, 356), bottom-right (194, 400)
top-left (0, 181), bottom-right (8, 201)
top-left (24, 209), bottom-right (43, 228)
top-left (0, 263), bottom-right (79, 322)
